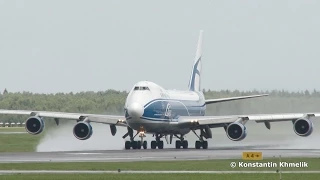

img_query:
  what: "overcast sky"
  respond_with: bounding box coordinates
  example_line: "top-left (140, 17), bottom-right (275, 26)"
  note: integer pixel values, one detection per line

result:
top-left (0, 0), bottom-right (319, 93)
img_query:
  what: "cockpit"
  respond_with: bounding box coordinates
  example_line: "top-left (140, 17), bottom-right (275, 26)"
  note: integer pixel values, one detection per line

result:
top-left (134, 86), bottom-right (150, 91)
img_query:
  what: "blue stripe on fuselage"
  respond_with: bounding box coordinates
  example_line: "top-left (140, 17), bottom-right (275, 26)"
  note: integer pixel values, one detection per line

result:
top-left (140, 99), bottom-right (205, 121)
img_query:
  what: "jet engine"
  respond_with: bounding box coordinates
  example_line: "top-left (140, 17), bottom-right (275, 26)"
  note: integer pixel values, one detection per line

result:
top-left (293, 118), bottom-right (313, 137)
top-left (73, 121), bottom-right (93, 140)
top-left (226, 122), bottom-right (247, 141)
top-left (25, 116), bottom-right (45, 135)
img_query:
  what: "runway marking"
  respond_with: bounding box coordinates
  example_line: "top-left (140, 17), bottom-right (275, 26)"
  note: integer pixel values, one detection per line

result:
top-left (66, 153), bottom-right (104, 155)
top-left (0, 156), bottom-right (195, 163)
top-left (0, 170), bottom-right (320, 174)
top-left (0, 156), bottom-right (184, 163)
top-left (0, 132), bottom-right (27, 134)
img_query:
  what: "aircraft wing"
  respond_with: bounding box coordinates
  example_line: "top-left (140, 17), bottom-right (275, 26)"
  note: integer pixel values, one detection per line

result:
top-left (177, 113), bottom-right (320, 129)
top-left (205, 94), bottom-right (269, 105)
top-left (0, 109), bottom-right (126, 126)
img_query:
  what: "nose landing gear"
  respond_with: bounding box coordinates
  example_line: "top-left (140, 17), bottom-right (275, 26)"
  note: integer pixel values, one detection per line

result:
top-left (123, 127), bottom-right (147, 150)
top-left (137, 131), bottom-right (148, 149)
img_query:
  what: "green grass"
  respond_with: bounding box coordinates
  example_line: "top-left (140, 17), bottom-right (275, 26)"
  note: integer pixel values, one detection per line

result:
top-left (0, 173), bottom-right (318, 180)
top-left (0, 133), bottom-right (42, 152)
top-left (0, 127), bottom-right (25, 132)
top-left (1, 158), bottom-right (319, 171)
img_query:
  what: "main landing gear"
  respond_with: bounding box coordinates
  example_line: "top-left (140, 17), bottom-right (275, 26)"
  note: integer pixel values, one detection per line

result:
top-left (151, 134), bottom-right (164, 149)
top-left (122, 127), bottom-right (209, 150)
top-left (192, 130), bottom-right (208, 149)
top-left (174, 134), bottom-right (188, 149)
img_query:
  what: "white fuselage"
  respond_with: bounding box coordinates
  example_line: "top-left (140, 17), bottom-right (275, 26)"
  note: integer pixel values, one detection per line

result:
top-left (124, 81), bottom-right (206, 135)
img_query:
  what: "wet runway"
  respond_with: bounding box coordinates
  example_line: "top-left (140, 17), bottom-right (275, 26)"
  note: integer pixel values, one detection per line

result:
top-left (1, 122), bottom-right (320, 163)
top-left (0, 148), bottom-right (319, 163)
top-left (0, 170), bottom-right (320, 174)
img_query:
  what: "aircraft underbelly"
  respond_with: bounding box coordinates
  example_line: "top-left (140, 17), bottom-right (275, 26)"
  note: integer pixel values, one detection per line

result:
top-left (127, 119), bottom-right (190, 135)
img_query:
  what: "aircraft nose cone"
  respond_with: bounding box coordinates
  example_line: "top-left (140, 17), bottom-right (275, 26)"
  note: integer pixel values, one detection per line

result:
top-left (127, 102), bottom-right (144, 118)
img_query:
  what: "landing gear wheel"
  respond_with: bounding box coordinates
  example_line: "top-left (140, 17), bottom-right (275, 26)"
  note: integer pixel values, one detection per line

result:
top-left (151, 141), bottom-right (157, 149)
top-left (195, 141), bottom-right (208, 149)
top-left (175, 140), bottom-right (181, 149)
top-left (158, 141), bottom-right (164, 149)
top-left (143, 141), bottom-right (147, 149)
top-left (131, 141), bottom-right (137, 149)
top-left (202, 141), bottom-right (208, 149)
top-left (125, 141), bottom-right (131, 150)
top-left (137, 141), bottom-right (142, 149)
top-left (182, 140), bottom-right (188, 149)
top-left (195, 141), bottom-right (201, 149)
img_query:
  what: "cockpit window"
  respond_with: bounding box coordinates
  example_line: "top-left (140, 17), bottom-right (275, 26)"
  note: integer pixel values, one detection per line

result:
top-left (134, 86), bottom-right (150, 91)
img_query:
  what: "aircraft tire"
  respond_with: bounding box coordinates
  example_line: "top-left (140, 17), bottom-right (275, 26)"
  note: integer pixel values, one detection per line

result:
top-left (175, 140), bottom-right (181, 149)
top-left (137, 141), bottom-right (142, 149)
top-left (151, 141), bottom-right (157, 149)
top-left (195, 141), bottom-right (201, 149)
top-left (202, 141), bottom-right (208, 149)
top-left (182, 140), bottom-right (188, 149)
top-left (143, 141), bottom-right (147, 149)
top-left (158, 141), bottom-right (164, 149)
top-left (131, 141), bottom-right (137, 149)
top-left (125, 141), bottom-right (131, 150)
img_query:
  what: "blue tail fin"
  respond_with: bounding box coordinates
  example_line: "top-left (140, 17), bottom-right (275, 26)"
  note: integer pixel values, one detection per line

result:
top-left (188, 30), bottom-right (203, 91)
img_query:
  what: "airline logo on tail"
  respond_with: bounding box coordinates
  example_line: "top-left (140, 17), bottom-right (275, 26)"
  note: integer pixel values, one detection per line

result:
top-left (189, 30), bottom-right (203, 92)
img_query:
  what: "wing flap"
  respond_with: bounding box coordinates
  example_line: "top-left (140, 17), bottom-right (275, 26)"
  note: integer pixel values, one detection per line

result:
top-left (176, 116), bottom-right (235, 128)
top-left (245, 113), bottom-right (309, 122)
top-left (177, 113), bottom-right (320, 128)
top-left (196, 117), bottom-right (236, 125)
top-left (86, 115), bottom-right (126, 126)
top-left (0, 110), bottom-right (32, 115)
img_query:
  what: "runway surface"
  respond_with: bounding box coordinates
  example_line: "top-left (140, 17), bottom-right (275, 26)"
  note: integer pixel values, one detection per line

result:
top-left (1, 121), bottom-right (320, 163)
top-left (0, 148), bottom-right (320, 163)
top-left (0, 170), bottom-right (320, 174)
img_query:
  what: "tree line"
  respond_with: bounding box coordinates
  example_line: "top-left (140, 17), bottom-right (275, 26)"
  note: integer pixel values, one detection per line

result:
top-left (1, 89), bottom-right (320, 123)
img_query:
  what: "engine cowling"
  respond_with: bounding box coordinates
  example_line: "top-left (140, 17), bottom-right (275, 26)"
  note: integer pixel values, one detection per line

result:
top-left (73, 122), bottom-right (93, 140)
top-left (110, 125), bottom-right (117, 136)
top-left (226, 122), bottom-right (247, 141)
top-left (293, 118), bottom-right (313, 137)
top-left (25, 116), bottom-right (45, 135)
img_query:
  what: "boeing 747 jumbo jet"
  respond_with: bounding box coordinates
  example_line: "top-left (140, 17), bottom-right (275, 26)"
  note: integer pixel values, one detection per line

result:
top-left (0, 31), bottom-right (319, 150)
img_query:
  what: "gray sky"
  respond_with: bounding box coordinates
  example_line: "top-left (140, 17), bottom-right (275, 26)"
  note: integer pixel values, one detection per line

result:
top-left (0, 0), bottom-right (319, 93)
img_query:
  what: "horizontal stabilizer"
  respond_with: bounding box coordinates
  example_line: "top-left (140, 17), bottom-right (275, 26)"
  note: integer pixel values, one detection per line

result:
top-left (205, 94), bottom-right (268, 105)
